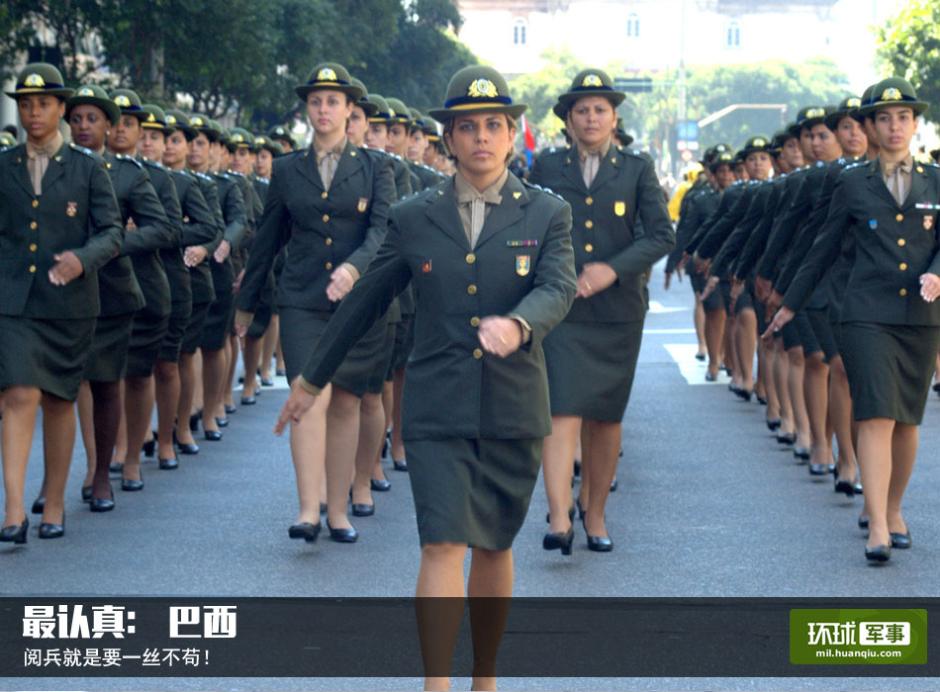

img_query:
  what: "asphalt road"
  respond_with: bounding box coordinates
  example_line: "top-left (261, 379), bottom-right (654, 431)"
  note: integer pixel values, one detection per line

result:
top-left (2, 258), bottom-right (938, 691)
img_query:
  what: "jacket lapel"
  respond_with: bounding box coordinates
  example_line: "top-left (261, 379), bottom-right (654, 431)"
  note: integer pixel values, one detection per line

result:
top-left (295, 148), bottom-right (325, 191)
top-left (39, 143), bottom-right (69, 193)
top-left (902, 166), bottom-right (928, 212)
top-left (866, 160), bottom-right (899, 209)
top-left (589, 146), bottom-right (620, 193)
top-left (10, 145), bottom-right (35, 198)
top-left (562, 146), bottom-right (588, 194)
top-left (329, 141), bottom-right (364, 190)
top-left (474, 173), bottom-right (527, 249)
top-left (425, 178), bottom-right (470, 251)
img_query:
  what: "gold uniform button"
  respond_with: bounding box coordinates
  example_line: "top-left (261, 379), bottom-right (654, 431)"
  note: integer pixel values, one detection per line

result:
top-left (900, 288), bottom-right (908, 297)
top-left (29, 243), bottom-right (37, 252)
top-left (29, 221), bottom-right (37, 230)
top-left (28, 265), bottom-right (36, 273)
top-left (470, 316), bottom-right (480, 327)
top-left (321, 191), bottom-right (328, 199)
top-left (900, 262), bottom-right (908, 271)
top-left (896, 213), bottom-right (904, 222)
top-left (898, 238), bottom-right (907, 247)
top-left (325, 261), bottom-right (333, 270)
top-left (585, 196), bottom-right (593, 205)
top-left (467, 284), bottom-right (478, 295)
top-left (472, 348), bottom-right (483, 360)
top-left (465, 253), bottom-right (476, 264)
top-left (325, 237), bottom-right (333, 246)
top-left (322, 214), bottom-right (330, 222)
top-left (31, 200), bottom-right (39, 209)
top-left (585, 243), bottom-right (594, 253)
top-left (585, 220), bottom-right (594, 229)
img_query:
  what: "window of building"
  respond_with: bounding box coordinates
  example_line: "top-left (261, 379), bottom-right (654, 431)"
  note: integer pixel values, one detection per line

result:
top-left (513, 19), bottom-right (527, 45)
top-left (726, 20), bottom-right (741, 48)
top-left (626, 12), bottom-right (640, 38)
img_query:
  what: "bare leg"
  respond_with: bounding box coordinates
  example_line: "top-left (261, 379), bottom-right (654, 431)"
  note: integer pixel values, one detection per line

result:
top-left (856, 418), bottom-right (894, 549)
top-left (153, 359), bottom-right (181, 460)
top-left (175, 352), bottom-right (199, 447)
top-left (290, 383), bottom-right (330, 525)
top-left (191, 349), bottom-right (204, 416)
top-left (113, 391), bottom-right (128, 466)
top-left (761, 339), bottom-right (780, 421)
top-left (351, 392), bottom-right (385, 508)
top-left (887, 423), bottom-right (918, 536)
top-left (77, 381), bottom-right (96, 486)
top-left (222, 335), bottom-right (238, 412)
top-left (787, 346), bottom-right (811, 448)
top-left (391, 368), bottom-right (406, 462)
top-left (773, 339), bottom-right (794, 434)
top-left (468, 547), bottom-right (513, 691)
top-left (803, 351), bottom-right (831, 467)
top-left (829, 356), bottom-right (857, 482)
top-left (694, 295), bottom-right (706, 357)
top-left (582, 419), bottom-right (621, 539)
top-left (39, 392), bottom-right (78, 524)
top-left (123, 375), bottom-right (154, 484)
top-left (734, 308), bottom-right (757, 393)
top-left (325, 386), bottom-right (362, 531)
top-left (201, 348), bottom-right (225, 434)
top-left (416, 542), bottom-right (468, 692)
top-left (260, 316), bottom-right (279, 380)
top-left (1, 386), bottom-right (41, 527)
top-left (541, 415), bottom-right (580, 534)
top-left (704, 308), bottom-right (726, 378)
top-left (241, 335), bottom-right (263, 400)
top-left (88, 380), bottom-right (122, 499)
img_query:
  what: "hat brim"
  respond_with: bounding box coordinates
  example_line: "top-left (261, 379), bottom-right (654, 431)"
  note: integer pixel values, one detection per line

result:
top-left (427, 103), bottom-right (527, 122)
top-left (355, 101), bottom-right (379, 117)
top-left (295, 83), bottom-right (365, 103)
top-left (824, 111), bottom-right (857, 131)
top-left (801, 115), bottom-right (830, 130)
top-left (557, 89), bottom-right (625, 110)
top-left (7, 87), bottom-right (74, 101)
top-left (66, 96), bottom-right (121, 125)
top-left (857, 100), bottom-right (929, 118)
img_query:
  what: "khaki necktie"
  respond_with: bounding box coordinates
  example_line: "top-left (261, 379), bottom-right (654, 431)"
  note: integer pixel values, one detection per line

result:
top-left (25, 138), bottom-right (59, 195)
top-left (884, 160), bottom-right (912, 206)
top-left (582, 152), bottom-right (600, 188)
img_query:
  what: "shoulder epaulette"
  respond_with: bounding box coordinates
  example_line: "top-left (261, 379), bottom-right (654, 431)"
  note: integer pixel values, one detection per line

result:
top-left (814, 160), bottom-right (826, 168)
top-left (254, 175), bottom-right (270, 184)
top-left (115, 152), bottom-right (143, 168)
top-left (521, 179), bottom-right (564, 201)
top-left (195, 171), bottom-right (215, 182)
top-left (842, 161), bottom-right (866, 173)
top-left (141, 158), bottom-right (167, 171)
top-left (68, 142), bottom-right (98, 158)
top-left (226, 169), bottom-right (245, 179)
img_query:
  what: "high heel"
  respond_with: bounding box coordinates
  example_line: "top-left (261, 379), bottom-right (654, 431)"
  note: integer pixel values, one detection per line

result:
top-left (38, 512), bottom-right (65, 539)
top-left (121, 469), bottom-right (144, 492)
top-left (582, 516), bottom-right (613, 552)
top-left (224, 404), bottom-right (237, 415)
top-left (109, 460), bottom-right (125, 473)
top-left (609, 477), bottom-right (618, 492)
top-left (215, 416), bottom-right (229, 428)
top-left (392, 459), bottom-right (408, 472)
top-left (370, 478), bottom-right (391, 492)
top-left (288, 522), bottom-right (321, 543)
top-left (0, 518), bottom-right (28, 544)
top-left (204, 430), bottom-right (223, 442)
top-left (351, 502), bottom-right (375, 517)
top-left (90, 487), bottom-right (115, 512)
top-left (30, 496), bottom-right (45, 515)
top-left (766, 418), bottom-right (781, 431)
top-left (793, 446), bottom-right (810, 462)
top-left (890, 531), bottom-right (912, 549)
top-left (834, 477), bottom-right (855, 497)
top-left (326, 520), bottom-right (358, 543)
top-left (159, 457), bottom-right (179, 470)
top-left (865, 544), bottom-right (891, 562)
top-left (808, 462), bottom-right (828, 476)
top-left (173, 429), bottom-right (199, 455)
top-left (188, 411), bottom-right (201, 432)
top-left (858, 515), bottom-right (870, 530)
top-left (776, 431), bottom-right (796, 445)
top-left (81, 485), bottom-right (93, 503)
top-left (142, 434), bottom-right (156, 458)
top-left (542, 526), bottom-right (574, 555)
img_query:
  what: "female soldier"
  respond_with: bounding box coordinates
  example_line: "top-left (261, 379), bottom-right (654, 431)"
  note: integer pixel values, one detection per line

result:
top-left (530, 68), bottom-right (674, 553)
top-left (235, 63), bottom-right (395, 543)
top-left (770, 78), bottom-right (940, 562)
top-left (276, 65), bottom-right (576, 691)
top-left (162, 111), bottom-right (221, 457)
top-left (1, 64), bottom-right (122, 542)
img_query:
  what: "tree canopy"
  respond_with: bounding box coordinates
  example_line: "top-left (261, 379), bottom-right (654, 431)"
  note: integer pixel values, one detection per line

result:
top-left (876, 0), bottom-right (940, 124)
top-left (0, 0), bottom-right (475, 129)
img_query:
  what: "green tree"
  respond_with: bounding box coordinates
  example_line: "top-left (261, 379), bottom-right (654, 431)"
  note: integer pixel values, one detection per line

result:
top-left (876, 0), bottom-right (940, 124)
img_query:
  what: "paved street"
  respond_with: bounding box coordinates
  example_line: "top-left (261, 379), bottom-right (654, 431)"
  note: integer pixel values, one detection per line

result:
top-left (3, 259), bottom-right (938, 691)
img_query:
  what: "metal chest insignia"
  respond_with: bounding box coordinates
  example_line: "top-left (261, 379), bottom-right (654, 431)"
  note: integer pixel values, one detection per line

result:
top-left (925, 215), bottom-right (934, 231)
top-left (516, 255), bottom-right (531, 277)
top-left (357, 197), bottom-right (368, 213)
top-left (421, 259), bottom-right (432, 274)
top-left (66, 201), bottom-right (78, 217)
top-left (868, 219), bottom-right (878, 230)
top-left (614, 201), bottom-right (626, 217)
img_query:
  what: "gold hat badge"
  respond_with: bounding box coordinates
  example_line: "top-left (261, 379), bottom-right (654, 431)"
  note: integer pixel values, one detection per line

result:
top-left (847, 98), bottom-right (861, 108)
top-left (23, 73), bottom-right (45, 88)
top-left (77, 86), bottom-right (94, 97)
top-left (753, 138), bottom-right (766, 147)
top-left (317, 67), bottom-right (337, 81)
top-left (882, 87), bottom-right (902, 101)
top-left (805, 108), bottom-right (825, 119)
top-left (146, 112), bottom-right (156, 122)
top-left (467, 78), bottom-right (498, 99)
top-left (581, 74), bottom-right (604, 88)
top-left (166, 115), bottom-right (177, 125)
top-left (114, 94), bottom-right (131, 108)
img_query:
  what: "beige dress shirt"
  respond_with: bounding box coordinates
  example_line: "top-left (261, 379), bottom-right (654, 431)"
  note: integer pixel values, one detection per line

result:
top-left (579, 138), bottom-right (612, 189)
top-left (882, 155), bottom-right (914, 207)
top-left (25, 131), bottom-right (64, 195)
top-left (313, 136), bottom-right (346, 191)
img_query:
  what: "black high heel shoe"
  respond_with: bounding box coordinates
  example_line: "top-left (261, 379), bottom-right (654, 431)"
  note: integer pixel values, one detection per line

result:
top-left (776, 431), bottom-right (796, 445)
top-left (370, 478), bottom-right (391, 492)
top-left (766, 418), bottom-right (781, 431)
top-left (142, 432), bottom-right (157, 458)
top-left (108, 460), bottom-right (125, 473)
top-left (188, 411), bottom-right (201, 433)
top-left (288, 522), bottom-right (321, 543)
top-left (224, 404), bottom-right (237, 415)
top-left (0, 518), bottom-right (28, 544)
top-left (582, 516), bottom-right (613, 552)
top-left (351, 503), bottom-right (374, 517)
top-left (545, 504), bottom-right (576, 524)
top-left (392, 459), bottom-right (408, 472)
top-left (90, 487), bottom-right (115, 512)
top-left (30, 496), bottom-right (45, 515)
top-left (834, 476), bottom-right (855, 497)
top-left (326, 520), bottom-right (358, 543)
top-left (81, 485), bottom-right (93, 503)
top-left (794, 447), bottom-right (811, 462)
top-left (865, 544), bottom-right (891, 562)
top-left (159, 457), bottom-right (179, 470)
top-left (609, 477), bottom-right (618, 492)
top-left (204, 430), bottom-right (223, 442)
top-left (121, 469), bottom-right (144, 492)
top-left (38, 512), bottom-right (65, 539)
top-left (173, 429), bottom-right (199, 455)
top-left (542, 526), bottom-right (574, 555)
top-left (858, 514), bottom-right (870, 530)
top-left (215, 416), bottom-right (229, 428)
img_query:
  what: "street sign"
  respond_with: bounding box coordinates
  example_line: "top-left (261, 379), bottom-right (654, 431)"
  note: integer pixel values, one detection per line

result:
top-left (676, 120), bottom-right (698, 142)
top-left (614, 77), bottom-right (653, 93)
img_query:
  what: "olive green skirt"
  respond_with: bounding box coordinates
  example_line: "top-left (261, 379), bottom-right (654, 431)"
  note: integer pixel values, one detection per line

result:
top-left (840, 322), bottom-right (940, 425)
top-left (126, 309), bottom-right (170, 378)
top-left (201, 260), bottom-right (234, 352)
top-left (544, 320), bottom-right (644, 422)
top-left (180, 301), bottom-right (211, 355)
top-left (157, 298), bottom-right (193, 364)
top-left (279, 306), bottom-right (389, 397)
top-left (388, 316), bottom-right (415, 376)
top-left (406, 438), bottom-right (542, 550)
top-left (0, 315), bottom-right (95, 401)
top-left (83, 314), bottom-right (134, 383)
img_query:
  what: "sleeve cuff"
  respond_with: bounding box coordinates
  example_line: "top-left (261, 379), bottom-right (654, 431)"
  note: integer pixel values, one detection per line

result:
top-left (297, 376), bottom-right (322, 397)
top-left (509, 314), bottom-right (532, 344)
top-left (340, 262), bottom-right (360, 283)
top-left (234, 309), bottom-right (254, 330)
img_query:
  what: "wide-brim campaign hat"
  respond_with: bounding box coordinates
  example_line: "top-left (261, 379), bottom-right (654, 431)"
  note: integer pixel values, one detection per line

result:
top-left (858, 77), bottom-right (928, 117)
top-left (788, 106), bottom-right (824, 137)
top-left (140, 104), bottom-right (169, 132)
top-left (6, 63), bottom-right (73, 100)
top-left (364, 94), bottom-right (393, 122)
top-left (709, 151), bottom-right (736, 172)
top-left (66, 84), bottom-right (121, 125)
top-left (254, 135), bottom-right (284, 156)
top-left (428, 65), bottom-right (527, 122)
top-left (349, 77), bottom-right (379, 117)
top-left (553, 68), bottom-right (625, 120)
top-left (802, 105), bottom-right (837, 130)
top-left (740, 135), bottom-right (773, 158)
top-left (385, 97), bottom-right (413, 125)
top-left (295, 62), bottom-right (364, 102)
top-left (188, 114), bottom-right (218, 142)
top-left (165, 109), bottom-right (196, 139)
top-left (228, 127), bottom-right (257, 152)
top-left (111, 88), bottom-right (148, 121)
top-left (825, 96), bottom-right (863, 131)
top-left (0, 132), bottom-right (16, 148)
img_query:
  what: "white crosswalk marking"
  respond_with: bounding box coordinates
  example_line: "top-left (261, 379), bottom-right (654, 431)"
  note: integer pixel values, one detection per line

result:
top-left (663, 343), bottom-right (731, 385)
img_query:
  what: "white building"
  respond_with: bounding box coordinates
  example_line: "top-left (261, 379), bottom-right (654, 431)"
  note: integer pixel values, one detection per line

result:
top-left (455, 0), bottom-right (906, 93)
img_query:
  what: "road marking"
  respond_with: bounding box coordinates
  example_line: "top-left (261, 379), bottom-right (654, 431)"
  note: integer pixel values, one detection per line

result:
top-left (644, 328), bottom-right (697, 335)
top-left (648, 300), bottom-right (688, 314)
top-left (663, 343), bottom-right (731, 385)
